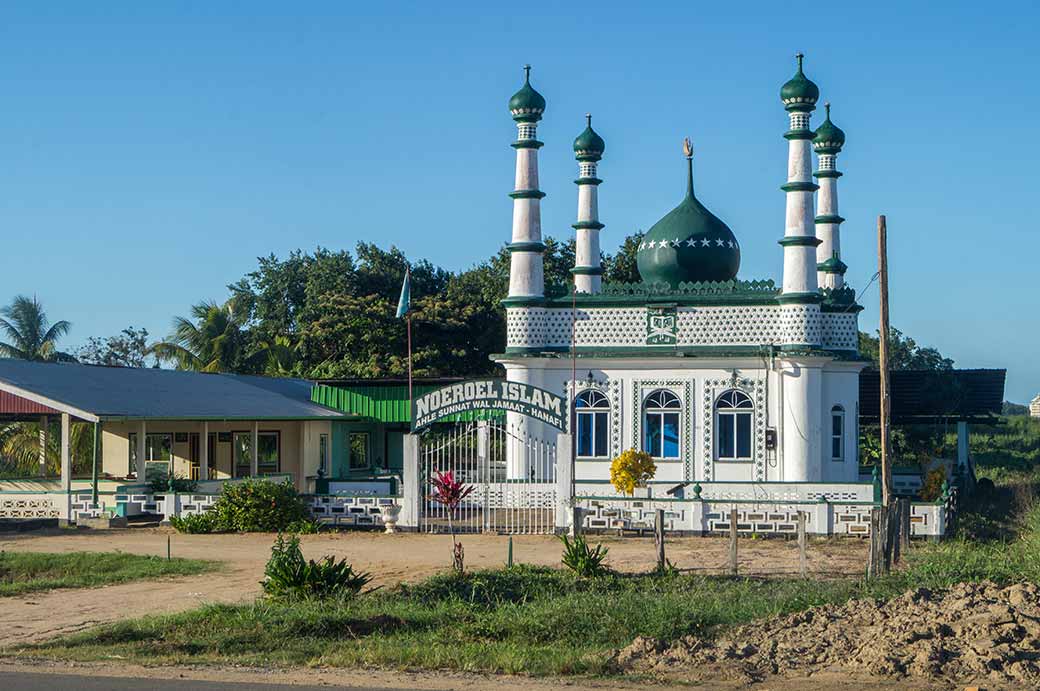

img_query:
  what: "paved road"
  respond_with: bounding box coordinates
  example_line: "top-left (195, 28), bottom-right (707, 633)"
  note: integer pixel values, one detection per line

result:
top-left (0, 671), bottom-right (406, 690)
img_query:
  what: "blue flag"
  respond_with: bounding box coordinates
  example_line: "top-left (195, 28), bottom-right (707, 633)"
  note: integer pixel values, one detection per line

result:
top-left (396, 268), bottom-right (411, 318)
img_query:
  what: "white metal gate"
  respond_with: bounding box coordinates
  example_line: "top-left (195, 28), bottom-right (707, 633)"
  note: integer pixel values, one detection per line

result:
top-left (419, 420), bottom-right (557, 534)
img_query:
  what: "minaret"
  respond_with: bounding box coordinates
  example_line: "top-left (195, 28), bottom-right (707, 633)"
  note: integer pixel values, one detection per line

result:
top-left (505, 65), bottom-right (547, 304)
top-left (778, 53), bottom-right (821, 301)
top-left (571, 114), bottom-right (606, 293)
top-left (813, 103), bottom-right (848, 290)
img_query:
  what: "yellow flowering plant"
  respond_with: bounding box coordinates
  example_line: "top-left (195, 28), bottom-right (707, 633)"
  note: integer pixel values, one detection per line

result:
top-left (609, 448), bottom-right (657, 495)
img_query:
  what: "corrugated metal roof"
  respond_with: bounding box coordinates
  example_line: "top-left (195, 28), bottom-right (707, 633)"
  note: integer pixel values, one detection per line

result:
top-left (0, 360), bottom-right (351, 421)
top-left (311, 382), bottom-right (502, 424)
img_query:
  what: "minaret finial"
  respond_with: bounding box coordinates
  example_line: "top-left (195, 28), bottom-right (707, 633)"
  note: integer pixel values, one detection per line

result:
top-left (683, 137), bottom-right (694, 197)
top-left (523, 64), bottom-right (531, 82)
top-left (824, 102), bottom-right (831, 118)
top-left (585, 112), bottom-right (592, 127)
top-left (795, 52), bottom-right (804, 72)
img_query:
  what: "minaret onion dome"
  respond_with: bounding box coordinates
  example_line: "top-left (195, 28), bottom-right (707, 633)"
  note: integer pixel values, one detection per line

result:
top-left (573, 113), bottom-right (605, 161)
top-left (780, 52), bottom-right (820, 112)
top-left (813, 103), bottom-right (846, 154)
top-left (508, 65), bottom-right (546, 122)
top-left (636, 138), bottom-right (740, 287)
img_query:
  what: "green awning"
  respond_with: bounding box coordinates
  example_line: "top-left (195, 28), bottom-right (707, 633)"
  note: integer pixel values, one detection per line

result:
top-left (310, 382), bottom-right (503, 424)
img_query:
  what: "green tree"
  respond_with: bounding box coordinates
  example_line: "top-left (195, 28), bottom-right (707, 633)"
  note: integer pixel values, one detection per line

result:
top-left (858, 327), bottom-right (954, 370)
top-left (0, 295), bottom-right (74, 362)
top-left (603, 231), bottom-right (644, 284)
top-left (76, 327), bottom-right (150, 367)
top-left (150, 299), bottom-right (259, 373)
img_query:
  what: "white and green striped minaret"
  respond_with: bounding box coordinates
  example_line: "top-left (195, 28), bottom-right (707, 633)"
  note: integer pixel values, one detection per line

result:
top-left (813, 103), bottom-right (848, 290)
top-left (779, 53), bottom-right (822, 303)
top-left (505, 65), bottom-right (547, 304)
top-left (571, 114), bottom-right (606, 293)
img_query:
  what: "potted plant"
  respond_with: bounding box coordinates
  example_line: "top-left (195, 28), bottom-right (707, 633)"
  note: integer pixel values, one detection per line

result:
top-left (379, 503), bottom-right (402, 534)
top-left (610, 449), bottom-right (657, 498)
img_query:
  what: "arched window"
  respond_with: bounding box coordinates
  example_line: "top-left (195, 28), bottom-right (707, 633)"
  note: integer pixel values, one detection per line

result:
top-left (715, 389), bottom-right (753, 461)
top-left (575, 390), bottom-right (609, 458)
top-left (831, 405), bottom-right (845, 461)
top-left (643, 389), bottom-right (681, 459)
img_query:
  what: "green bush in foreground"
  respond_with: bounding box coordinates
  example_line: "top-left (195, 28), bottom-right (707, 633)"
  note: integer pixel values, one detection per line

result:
top-left (169, 479), bottom-right (310, 534)
top-left (168, 512), bottom-right (216, 534)
top-left (558, 534), bottom-right (610, 578)
top-left (261, 534), bottom-right (371, 601)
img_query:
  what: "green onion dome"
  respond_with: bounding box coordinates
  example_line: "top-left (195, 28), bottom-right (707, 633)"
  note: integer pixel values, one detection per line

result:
top-left (573, 114), bottom-right (605, 162)
top-left (813, 103), bottom-right (845, 154)
top-left (780, 53), bottom-right (819, 112)
top-left (636, 142), bottom-right (740, 286)
top-left (509, 65), bottom-right (546, 122)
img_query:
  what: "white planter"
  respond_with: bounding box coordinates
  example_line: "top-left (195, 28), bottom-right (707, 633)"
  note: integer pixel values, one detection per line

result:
top-left (380, 504), bottom-right (402, 534)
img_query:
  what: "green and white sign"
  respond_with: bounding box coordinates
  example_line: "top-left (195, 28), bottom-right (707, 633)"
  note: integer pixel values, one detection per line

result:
top-left (646, 305), bottom-right (678, 345)
top-left (412, 379), bottom-right (566, 432)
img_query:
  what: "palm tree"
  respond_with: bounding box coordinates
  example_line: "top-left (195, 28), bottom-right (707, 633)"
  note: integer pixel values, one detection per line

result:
top-left (0, 419), bottom-right (94, 478)
top-left (150, 298), bottom-right (258, 373)
top-left (0, 295), bottom-right (74, 361)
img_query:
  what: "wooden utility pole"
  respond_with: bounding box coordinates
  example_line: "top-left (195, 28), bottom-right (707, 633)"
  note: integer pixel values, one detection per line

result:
top-left (655, 508), bottom-right (666, 572)
top-left (728, 508), bottom-right (738, 576)
top-left (877, 215), bottom-right (892, 507)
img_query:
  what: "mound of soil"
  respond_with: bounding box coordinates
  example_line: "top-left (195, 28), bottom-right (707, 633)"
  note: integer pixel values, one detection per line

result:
top-left (611, 581), bottom-right (1040, 687)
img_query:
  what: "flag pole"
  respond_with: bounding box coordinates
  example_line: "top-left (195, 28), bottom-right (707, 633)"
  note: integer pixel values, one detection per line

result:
top-left (406, 312), bottom-right (413, 406)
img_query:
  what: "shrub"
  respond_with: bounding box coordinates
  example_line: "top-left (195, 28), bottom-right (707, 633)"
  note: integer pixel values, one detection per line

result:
top-left (285, 518), bottom-right (322, 535)
top-left (609, 449), bottom-right (656, 495)
top-left (149, 473), bottom-right (198, 494)
top-left (209, 479), bottom-right (309, 533)
top-left (169, 512), bottom-right (216, 534)
top-left (261, 534), bottom-right (371, 601)
top-left (919, 467), bottom-right (946, 502)
top-left (558, 533), bottom-right (609, 578)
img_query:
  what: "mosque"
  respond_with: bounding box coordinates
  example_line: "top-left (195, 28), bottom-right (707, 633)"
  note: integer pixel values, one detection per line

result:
top-left (494, 55), bottom-right (866, 487)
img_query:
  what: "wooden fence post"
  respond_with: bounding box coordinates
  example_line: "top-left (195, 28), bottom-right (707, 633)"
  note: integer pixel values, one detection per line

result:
top-left (797, 511), bottom-right (807, 577)
top-left (728, 508), bottom-right (738, 576)
top-left (655, 508), bottom-right (666, 572)
top-left (900, 498), bottom-right (911, 554)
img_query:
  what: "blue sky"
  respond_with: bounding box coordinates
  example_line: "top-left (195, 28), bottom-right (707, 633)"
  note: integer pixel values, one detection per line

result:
top-left (0, 2), bottom-right (1037, 402)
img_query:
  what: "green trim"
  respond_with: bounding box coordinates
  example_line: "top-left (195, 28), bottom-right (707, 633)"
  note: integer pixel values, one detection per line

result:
top-left (505, 241), bottom-right (546, 253)
top-left (783, 129), bottom-right (815, 140)
top-left (777, 236), bottom-right (822, 247)
top-left (777, 291), bottom-right (823, 304)
top-left (501, 296), bottom-right (547, 307)
top-left (817, 257), bottom-right (848, 274)
top-left (508, 189), bottom-right (546, 200)
top-left (815, 214), bottom-right (845, 224)
top-left (511, 140), bottom-right (544, 150)
top-left (573, 177), bottom-right (603, 185)
top-left (571, 220), bottom-right (605, 230)
top-left (311, 383), bottom-right (502, 424)
top-left (813, 169), bottom-right (843, 178)
top-left (780, 181), bottom-right (819, 192)
top-left (570, 266), bottom-right (603, 276)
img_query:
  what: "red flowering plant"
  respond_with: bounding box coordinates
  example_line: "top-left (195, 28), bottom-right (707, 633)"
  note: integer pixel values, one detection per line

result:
top-left (430, 470), bottom-right (474, 573)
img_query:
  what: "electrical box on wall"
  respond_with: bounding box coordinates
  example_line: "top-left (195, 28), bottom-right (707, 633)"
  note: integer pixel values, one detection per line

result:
top-left (765, 428), bottom-right (777, 450)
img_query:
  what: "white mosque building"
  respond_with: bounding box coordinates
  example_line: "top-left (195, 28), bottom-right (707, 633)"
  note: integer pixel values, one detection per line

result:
top-left (494, 56), bottom-right (866, 487)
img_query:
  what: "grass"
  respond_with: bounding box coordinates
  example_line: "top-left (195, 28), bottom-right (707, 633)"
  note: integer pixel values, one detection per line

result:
top-left (0, 551), bottom-right (218, 597)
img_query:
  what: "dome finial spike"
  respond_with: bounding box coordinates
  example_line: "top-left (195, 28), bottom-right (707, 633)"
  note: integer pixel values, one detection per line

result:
top-left (683, 137), bottom-right (694, 198)
top-left (585, 112), bottom-right (591, 127)
top-left (795, 52), bottom-right (804, 72)
top-left (523, 64), bottom-right (531, 82)
top-left (825, 102), bottom-right (831, 118)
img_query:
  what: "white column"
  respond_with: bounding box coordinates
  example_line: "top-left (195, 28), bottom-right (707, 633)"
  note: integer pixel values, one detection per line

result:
top-left (60, 413), bottom-right (71, 492)
top-left (957, 421), bottom-right (970, 477)
top-left (555, 433), bottom-right (573, 532)
top-left (781, 118), bottom-right (820, 297)
top-left (136, 420), bottom-right (147, 479)
top-left (573, 116), bottom-right (604, 294)
top-left (780, 359), bottom-right (824, 482)
top-left (38, 415), bottom-right (48, 476)
top-left (399, 433), bottom-right (420, 529)
top-left (251, 421), bottom-right (259, 477)
top-left (199, 421), bottom-right (209, 481)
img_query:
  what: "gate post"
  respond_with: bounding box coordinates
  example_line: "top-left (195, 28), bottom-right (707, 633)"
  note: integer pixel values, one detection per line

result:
top-left (555, 433), bottom-right (573, 534)
top-left (399, 434), bottom-right (420, 530)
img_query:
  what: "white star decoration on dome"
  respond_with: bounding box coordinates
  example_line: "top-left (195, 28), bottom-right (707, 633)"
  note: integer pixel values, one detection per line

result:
top-left (636, 238), bottom-right (740, 252)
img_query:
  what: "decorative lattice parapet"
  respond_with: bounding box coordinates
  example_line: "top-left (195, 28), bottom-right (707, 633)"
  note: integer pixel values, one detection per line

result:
top-left (308, 495), bottom-right (397, 527)
top-left (821, 311), bottom-right (858, 350)
top-left (0, 494), bottom-right (60, 519)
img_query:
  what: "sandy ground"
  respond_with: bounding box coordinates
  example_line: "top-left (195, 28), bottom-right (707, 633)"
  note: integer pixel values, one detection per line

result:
top-left (0, 527), bottom-right (867, 649)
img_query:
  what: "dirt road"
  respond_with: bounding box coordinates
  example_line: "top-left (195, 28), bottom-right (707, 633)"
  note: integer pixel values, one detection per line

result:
top-left (0, 528), bottom-right (867, 648)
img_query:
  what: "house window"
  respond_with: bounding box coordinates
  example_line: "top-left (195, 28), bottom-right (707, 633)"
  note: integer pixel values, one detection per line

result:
top-left (233, 431), bottom-right (280, 477)
top-left (643, 389), bottom-right (681, 460)
top-left (319, 433), bottom-right (329, 476)
top-left (348, 432), bottom-right (370, 470)
top-left (716, 390), bottom-right (753, 461)
top-left (575, 389), bottom-right (609, 459)
top-left (831, 406), bottom-right (845, 461)
top-left (128, 433), bottom-right (173, 465)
